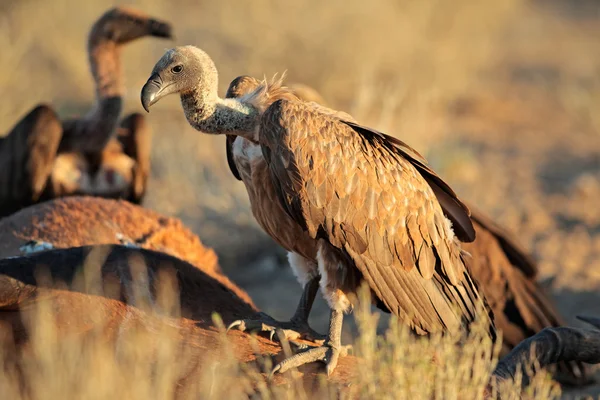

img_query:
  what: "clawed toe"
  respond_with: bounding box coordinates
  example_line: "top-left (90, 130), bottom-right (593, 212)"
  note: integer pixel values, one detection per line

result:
top-left (270, 343), bottom-right (345, 377)
top-left (227, 318), bottom-right (296, 341)
top-left (226, 312), bottom-right (323, 343)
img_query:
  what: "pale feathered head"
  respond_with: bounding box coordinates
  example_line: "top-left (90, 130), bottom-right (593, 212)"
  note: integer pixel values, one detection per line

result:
top-left (141, 46), bottom-right (219, 112)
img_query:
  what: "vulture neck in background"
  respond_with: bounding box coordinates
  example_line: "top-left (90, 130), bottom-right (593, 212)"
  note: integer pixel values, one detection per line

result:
top-left (181, 89), bottom-right (260, 141)
top-left (89, 40), bottom-right (124, 99)
top-left (79, 40), bottom-right (124, 152)
top-left (59, 40), bottom-right (124, 153)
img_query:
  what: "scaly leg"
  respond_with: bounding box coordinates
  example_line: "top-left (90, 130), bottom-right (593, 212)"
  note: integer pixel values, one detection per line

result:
top-left (227, 276), bottom-right (325, 342)
top-left (271, 307), bottom-right (348, 376)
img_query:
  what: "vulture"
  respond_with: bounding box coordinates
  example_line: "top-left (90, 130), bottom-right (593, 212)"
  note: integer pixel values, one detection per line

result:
top-left (0, 7), bottom-right (172, 218)
top-left (224, 77), bottom-right (588, 384)
top-left (141, 46), bottom-right (496, 375)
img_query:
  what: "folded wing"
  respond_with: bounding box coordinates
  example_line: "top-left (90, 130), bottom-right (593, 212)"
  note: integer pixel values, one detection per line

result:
top-left (260, 99), bottom-right (491, 335)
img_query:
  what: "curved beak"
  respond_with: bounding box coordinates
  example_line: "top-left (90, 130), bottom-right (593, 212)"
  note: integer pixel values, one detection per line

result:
top-left (141, 73), bottom-right (164, 113)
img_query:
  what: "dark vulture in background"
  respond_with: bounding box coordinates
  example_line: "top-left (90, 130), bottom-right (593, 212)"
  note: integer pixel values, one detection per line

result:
top-left (141, 46), bottom-right (497, 376)
top-left (223, 76), bottom-right (588, 385)
top-left (0, 7), bottom-right (173, 218)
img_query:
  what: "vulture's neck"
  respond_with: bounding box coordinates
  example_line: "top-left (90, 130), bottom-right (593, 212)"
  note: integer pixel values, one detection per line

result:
top-left (64, 40), bottom-right (124, 153)
top-left (89, 41), bottom-right (124, 100)
top-left (181, 89), bottom-right (260, 142)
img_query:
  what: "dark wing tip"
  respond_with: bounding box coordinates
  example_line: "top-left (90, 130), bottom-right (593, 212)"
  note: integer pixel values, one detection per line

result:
top-left (468, 205), bottom-right (537, 276)
top-left (148, 19), bottom-right (173, 39)
top-left (428, 183), bottom-right (475, 243)
top-left (225, 135), bottom-right (242, 181)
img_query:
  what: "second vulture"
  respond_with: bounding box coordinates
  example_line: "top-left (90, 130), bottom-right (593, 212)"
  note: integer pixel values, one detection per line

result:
top-left (0, 7), bottom-right (173, 218)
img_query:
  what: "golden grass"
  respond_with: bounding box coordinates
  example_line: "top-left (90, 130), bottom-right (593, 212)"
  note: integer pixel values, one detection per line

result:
top-left (0, 263), bottom-right (560, 400)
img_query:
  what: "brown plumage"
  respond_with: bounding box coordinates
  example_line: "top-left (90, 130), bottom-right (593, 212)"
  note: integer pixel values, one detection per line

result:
top-left (464, 206), bottom-right (588, 384)
top-left (0, 105), bottom-right (62, 216)
top-left (0, 7), bottom-right (172, 218)
top-left (141, 46), bottom-right (495, 375)
top-left (224, 77), bottom-right (588, 384)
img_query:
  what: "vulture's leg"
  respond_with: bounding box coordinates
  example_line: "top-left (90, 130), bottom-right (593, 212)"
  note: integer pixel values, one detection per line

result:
top-left (227, 275), bottom-right (325, 343)
top-left (271, 308), bottom-right (348, 376)
top-left (271, 243), bottom-right (354, 376)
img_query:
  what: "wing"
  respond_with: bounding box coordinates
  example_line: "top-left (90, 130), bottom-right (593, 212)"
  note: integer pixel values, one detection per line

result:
top-left (463, 219), bottom-right (558, 342)
top-left (342, 121), bottom-right (475, 243)
top-left (260, 100), bottom-right (490, 334)
top-left (223, 76), bottom-right (261, 181)
top-left (225, 135), bottom-right (242, 181)
top-left (0, 105), bottom-right (62, 217)
top-left (116, 113), bottom-right (151, 203)
top-left (467, 203), bottom-right (537, 277)
top-left (462, 218), bottom-right (586, 383)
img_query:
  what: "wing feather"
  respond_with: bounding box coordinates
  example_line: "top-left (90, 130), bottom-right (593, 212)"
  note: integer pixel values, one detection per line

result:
top-left (467, 203), bottom-right (537, 277)
top-left (225, 135), bottom-right (242, 181)
top-left (341, 120), bottom-right (476, 243)
top-left (260, 99), bottom-right (492, 335)
top-left (0, 104), bottom-right (62, 216)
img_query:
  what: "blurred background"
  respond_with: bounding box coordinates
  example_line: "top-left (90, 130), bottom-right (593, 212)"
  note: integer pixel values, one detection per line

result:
top-left (1, 0), bottom-right (599, 369)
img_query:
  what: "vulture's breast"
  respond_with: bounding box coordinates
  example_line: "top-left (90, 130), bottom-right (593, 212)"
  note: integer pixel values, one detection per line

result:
top-left (232, 137), bottom-right (317, 260)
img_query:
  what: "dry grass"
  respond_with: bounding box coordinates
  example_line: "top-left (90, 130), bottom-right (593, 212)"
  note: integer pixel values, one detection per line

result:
top-left (1, 0), bottom-right (600, 398)
top-left (0, 265), bottom-right (560, 400)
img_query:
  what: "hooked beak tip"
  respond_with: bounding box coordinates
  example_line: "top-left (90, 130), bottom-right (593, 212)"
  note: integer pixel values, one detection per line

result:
top-left (140, 74), bottom-right (162, 113)
top-left (141, 93), bottom-right (155, 113)
top-left (142, 100), bottom-right (152, 113)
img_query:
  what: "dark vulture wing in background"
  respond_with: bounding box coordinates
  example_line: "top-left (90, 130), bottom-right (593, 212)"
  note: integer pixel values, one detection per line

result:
top-left (0, 105), bottom-right (62, 217)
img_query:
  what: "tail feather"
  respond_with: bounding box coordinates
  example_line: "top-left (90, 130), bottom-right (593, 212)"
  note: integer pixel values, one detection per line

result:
top-left (463, 219), bottom-right (591, 385)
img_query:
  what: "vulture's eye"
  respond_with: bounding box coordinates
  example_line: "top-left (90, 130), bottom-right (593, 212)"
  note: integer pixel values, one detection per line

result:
top-left (172, 65), bottom-right (183, 74)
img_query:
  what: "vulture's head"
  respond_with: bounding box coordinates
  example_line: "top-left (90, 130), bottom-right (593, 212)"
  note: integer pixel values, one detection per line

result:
top-left (89, 7), bottom-right (173, 46)
top-left (141, 46), bottom-right (218, 112)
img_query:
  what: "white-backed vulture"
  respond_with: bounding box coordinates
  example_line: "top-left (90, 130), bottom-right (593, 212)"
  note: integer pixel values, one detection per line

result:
top-left (141, 46), bottom-right (496, 375)
top-left (223, 76), bottom-right (588, 384)
top-left (0, 7), bottom-right (172, 218)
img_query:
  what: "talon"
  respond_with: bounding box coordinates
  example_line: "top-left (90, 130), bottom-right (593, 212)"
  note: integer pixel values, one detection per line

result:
top-left (291, 342), bottom-right (310, 351)
top-left (223, 313), bottom-right (324, 344)
top-left (269, 364), bottom-right (282, 380)
top-left (326, 356), bottom-right (338, 376)
top-left (272, 344), bottom-right (339, 375)
top-left (271, 309), bottom-right (345, 376)
top-left (226, 320), bottom-right (245, 332)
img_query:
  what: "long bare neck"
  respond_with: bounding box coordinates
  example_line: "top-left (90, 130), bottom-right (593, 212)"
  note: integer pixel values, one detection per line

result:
top-left (181, 88), bottom-right (260, 141)
top-left (89, 40), bottom-right (124, 99)
top-left (60, 40), bottom-right (124, 153)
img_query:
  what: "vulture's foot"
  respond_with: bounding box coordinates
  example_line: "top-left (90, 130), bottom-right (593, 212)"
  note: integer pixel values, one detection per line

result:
top-left (270, 340), bottom-right (351, 377)
top-left (227, 311), bottom-right (326, 344)
top-left (271, 308), bottom-right (347, 377)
